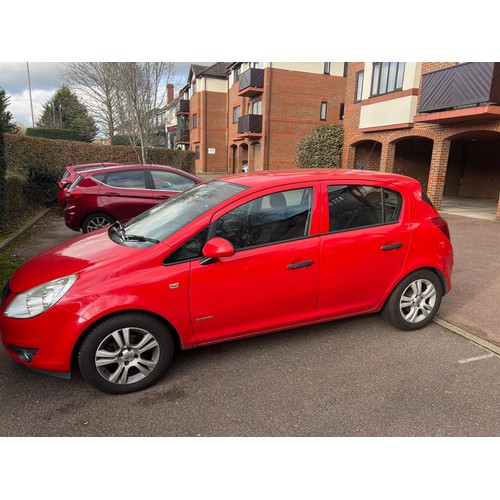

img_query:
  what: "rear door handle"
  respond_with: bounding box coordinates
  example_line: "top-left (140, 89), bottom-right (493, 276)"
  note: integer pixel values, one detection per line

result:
top-left (381, 242), bottom-right (403, 251)
top-left (103, 192), bottom-right (121, 197)
top-left (287, 260), bottom-right (314, 269)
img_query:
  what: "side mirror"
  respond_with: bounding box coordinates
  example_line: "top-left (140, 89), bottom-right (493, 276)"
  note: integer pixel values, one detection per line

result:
top-left (201, 237), bottom-right (235, 264)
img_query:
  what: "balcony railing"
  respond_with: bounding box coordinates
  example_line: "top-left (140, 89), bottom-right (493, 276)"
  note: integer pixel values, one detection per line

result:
top-left (238, 114), bottom-right (263, 135)
top-left (238, 68), bottom-right (265, 97)
top-left (175, 129), bottom-right (190, 143)
top-left (418, 62), bottom-right (500, 113)
top-left (176, 99), bottom-right (190, 115)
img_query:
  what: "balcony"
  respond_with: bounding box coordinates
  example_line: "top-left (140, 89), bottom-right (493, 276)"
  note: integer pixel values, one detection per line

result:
top-left (238, 68), bottom-right (265, 97)
top-left (237, 114), bottom-right (262, 138)
top-left (416, 62), bottom-right (500, 124)
top-left (175, 129), bottom-right (190, 144)
top-left (176, 99), bottom-right (190, 116)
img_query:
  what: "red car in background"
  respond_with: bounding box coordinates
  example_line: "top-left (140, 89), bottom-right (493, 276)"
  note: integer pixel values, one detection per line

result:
top-left (63, 164), bottom-right (202, 232)
top-left (57, 162), bottom-right (121, 207)
top-left (1, 169), bottom-right (453, 394)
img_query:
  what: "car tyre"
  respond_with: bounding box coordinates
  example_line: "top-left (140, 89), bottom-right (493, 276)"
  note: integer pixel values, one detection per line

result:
top-left (78, 313), bottom-right (174, 394)
top-left (82, 212), bottom-right (115, 233)
top-left (382, 269), bottom-right (442, 331)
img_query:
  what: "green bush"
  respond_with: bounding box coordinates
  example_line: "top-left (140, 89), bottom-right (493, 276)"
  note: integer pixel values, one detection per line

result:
top-left (25, 164), bottom-right (60, 205)
top-left (296, 124), bottom-right (344, 169)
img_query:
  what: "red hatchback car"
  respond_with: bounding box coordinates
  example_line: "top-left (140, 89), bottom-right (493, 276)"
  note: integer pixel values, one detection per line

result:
top-left (63, 164), bottom-right (201, 232)
top-left (0, 170), bottom-right (453, 394)
top-left (57, 162), bottom-right (121, 207)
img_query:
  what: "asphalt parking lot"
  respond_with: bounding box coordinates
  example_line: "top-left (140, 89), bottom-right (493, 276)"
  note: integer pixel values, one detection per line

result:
top-left (0, 208), bottom-right (499, 437)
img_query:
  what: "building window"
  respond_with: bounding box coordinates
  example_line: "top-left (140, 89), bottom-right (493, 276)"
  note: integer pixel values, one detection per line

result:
top-left (339, 103), bottom-right (344, 120)
top-left (355, 71), bottom-right (364, 102)
top-left (233, 106), bottom-right (240, 123)
top-left (343, 62), bottom-right (348, 77)
top-left (192, 79), bottom-right (197, 95)
top-left (195, 145), bottom-right (200, 160)
top-left (234, 65), bottom-right (241, 83)
top-left (252, 100), bottom-right (262, 115)
top-left (320, 102), bottom-right (327, 120)
top-left (324, 62), bottom-right (331, 75)
top-left (252, 62), bottom-right (262, 69)
top-left (371, 62), bottom-right (405, 96)
top-left (192, 114), bottom-right (198, 129)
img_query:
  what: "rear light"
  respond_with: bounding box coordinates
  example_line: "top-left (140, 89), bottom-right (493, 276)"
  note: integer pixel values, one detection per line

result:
top-left (67, 190), bottom-right (82, 200)
top-left (431, 217), bottom-right (451, 241)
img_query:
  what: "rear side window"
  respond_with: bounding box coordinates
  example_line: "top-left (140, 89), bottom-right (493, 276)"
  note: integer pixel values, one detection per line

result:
top-left (328, 185), bottom-right (402, 232)
top-left (102, 170), bottom-right (147, 189)
top-left (150, 170), bottom-right (196, 191)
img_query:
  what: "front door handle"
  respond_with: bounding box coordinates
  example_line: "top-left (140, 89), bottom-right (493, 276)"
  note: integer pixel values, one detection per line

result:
top-left (287, 260), bottom-right (314, 269)
top-left (103, 192), bottom-right (121, 197)
top-left (381, 242), bottom-right (403, 251)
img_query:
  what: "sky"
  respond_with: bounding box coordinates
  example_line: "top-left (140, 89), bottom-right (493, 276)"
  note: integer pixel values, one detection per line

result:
top-left (0, 62), bottom-right (211, 129)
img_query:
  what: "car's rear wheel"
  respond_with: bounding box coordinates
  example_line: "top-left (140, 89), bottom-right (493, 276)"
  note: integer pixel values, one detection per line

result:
top-left (382, 269), bottom-right (442, 331)
top-left (82, 212), bottom-right (115, 233)
top-left (78, 313), bottom-right (174, 394)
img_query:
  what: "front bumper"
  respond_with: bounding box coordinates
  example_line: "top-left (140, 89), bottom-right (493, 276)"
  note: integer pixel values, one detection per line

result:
top-left (0, 299), bottom-right (88, 375)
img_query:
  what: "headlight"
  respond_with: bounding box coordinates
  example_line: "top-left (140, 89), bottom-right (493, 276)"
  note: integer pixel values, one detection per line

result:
top-left (4, 274), bottom-right (78, 319)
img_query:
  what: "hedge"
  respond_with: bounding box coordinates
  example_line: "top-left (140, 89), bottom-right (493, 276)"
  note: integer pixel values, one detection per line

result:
top-left (26, 128), bottom-right (85, 142)
top-left (1, 133), bottom-right (195, 231)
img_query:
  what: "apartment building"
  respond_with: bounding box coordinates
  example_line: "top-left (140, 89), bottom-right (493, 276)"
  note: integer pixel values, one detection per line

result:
top-left (342, 62), bottom-right (500, 220)
top-left (177, 62), bottom-right (347, 173)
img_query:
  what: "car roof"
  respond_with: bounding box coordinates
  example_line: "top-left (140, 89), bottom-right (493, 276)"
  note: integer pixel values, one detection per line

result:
top-left (76, 163), bottom-right (201, 180)
top-left (218, 169), bottom-right (420, 189)
top-left (66, 162), bottom-right (121, 171)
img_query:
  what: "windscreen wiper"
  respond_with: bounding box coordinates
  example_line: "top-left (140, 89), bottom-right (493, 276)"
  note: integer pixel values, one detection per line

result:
top-left (124, 234), bottom-right (160, 244)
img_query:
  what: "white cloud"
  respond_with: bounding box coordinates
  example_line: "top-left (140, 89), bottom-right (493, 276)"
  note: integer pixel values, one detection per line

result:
top-left (8, 88), bottom-right (55, 128)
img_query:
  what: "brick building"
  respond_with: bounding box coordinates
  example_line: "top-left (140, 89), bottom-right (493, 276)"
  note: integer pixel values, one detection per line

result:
top-left (341, 62), bottom-right (500, 220)
top-left (177, 62), bottom-right (347, 173)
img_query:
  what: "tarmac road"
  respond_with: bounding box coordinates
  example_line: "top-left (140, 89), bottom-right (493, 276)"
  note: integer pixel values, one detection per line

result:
top-left (0, 314), bottom-right (499, 437)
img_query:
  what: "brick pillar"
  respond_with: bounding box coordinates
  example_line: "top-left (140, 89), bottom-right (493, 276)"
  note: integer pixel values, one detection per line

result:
top-left (380, 142), bottom-right (396, 173)
top-left (427, 139), bottom-right (451, 210)
top-left (342, 144), bottom-right (356, 168)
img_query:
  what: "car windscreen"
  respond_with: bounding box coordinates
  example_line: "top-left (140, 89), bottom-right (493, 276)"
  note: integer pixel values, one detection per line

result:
top-left (117, 180), bottom-right (247, 245)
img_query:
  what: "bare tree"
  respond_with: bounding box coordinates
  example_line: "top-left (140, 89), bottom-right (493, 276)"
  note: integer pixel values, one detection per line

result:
top-left (113, 62), bottom-right (176, 163)
top-left (61, 62), bottom-right (119, 139)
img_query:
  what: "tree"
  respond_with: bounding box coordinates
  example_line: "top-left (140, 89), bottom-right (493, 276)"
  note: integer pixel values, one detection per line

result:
top-left (296, 124), bottom-right (344, 169)
top-left (60, 62), bottom-right (119, 139)
top-left (37, 86), bottom-right (97, 142)
top-left (112, 62), bottom-right (176, 163)
top-left (0, 112), bottom-right (6, 226)
top-left (0, 88), bottom-right (18, 134)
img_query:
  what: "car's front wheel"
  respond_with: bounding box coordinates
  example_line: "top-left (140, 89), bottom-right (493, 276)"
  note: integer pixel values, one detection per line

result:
top-left (82, 212), bottom-right (115, 233)
top-left (382, 270), bottom-right (443, 331)
top-left (78, 313), bottom-right (174, 394)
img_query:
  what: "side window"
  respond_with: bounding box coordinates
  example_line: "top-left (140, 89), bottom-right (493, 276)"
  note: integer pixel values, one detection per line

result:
top-left (104, 170), bottom-right (146, 189)
top-left (150, 170), bottom-right (196, 191)
top-left (164, 227), bottom-right (210, 265)
top-left (328, 185), bottom-right (401, 232)
top-left (215, 188), bottom-right (313, 250)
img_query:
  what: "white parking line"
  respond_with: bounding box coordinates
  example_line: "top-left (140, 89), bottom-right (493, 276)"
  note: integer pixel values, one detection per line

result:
top-left (433, 317), bottom-right (500, 356)
top-left (458, 353), bottom-right (495, 364)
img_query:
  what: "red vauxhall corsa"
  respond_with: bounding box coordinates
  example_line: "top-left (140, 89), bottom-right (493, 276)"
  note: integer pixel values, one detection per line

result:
top-left (0, 170), bottom-right (453, 394)
top-left (57, 162), bottom-right (122, 207)
top-left (63, 164), bottom-right (202, 232)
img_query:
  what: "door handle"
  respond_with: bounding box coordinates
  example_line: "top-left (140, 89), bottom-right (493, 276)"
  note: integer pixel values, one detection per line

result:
top-left (381, 242), bottom-right (403, 251)
top-left (103, 192), bottom-right (121, 197)
top-left (287, 260), bottom-right (314, 269)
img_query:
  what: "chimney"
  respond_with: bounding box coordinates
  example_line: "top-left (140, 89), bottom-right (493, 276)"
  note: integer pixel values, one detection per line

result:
top-left (166, 84), bottom-right (174, 104)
